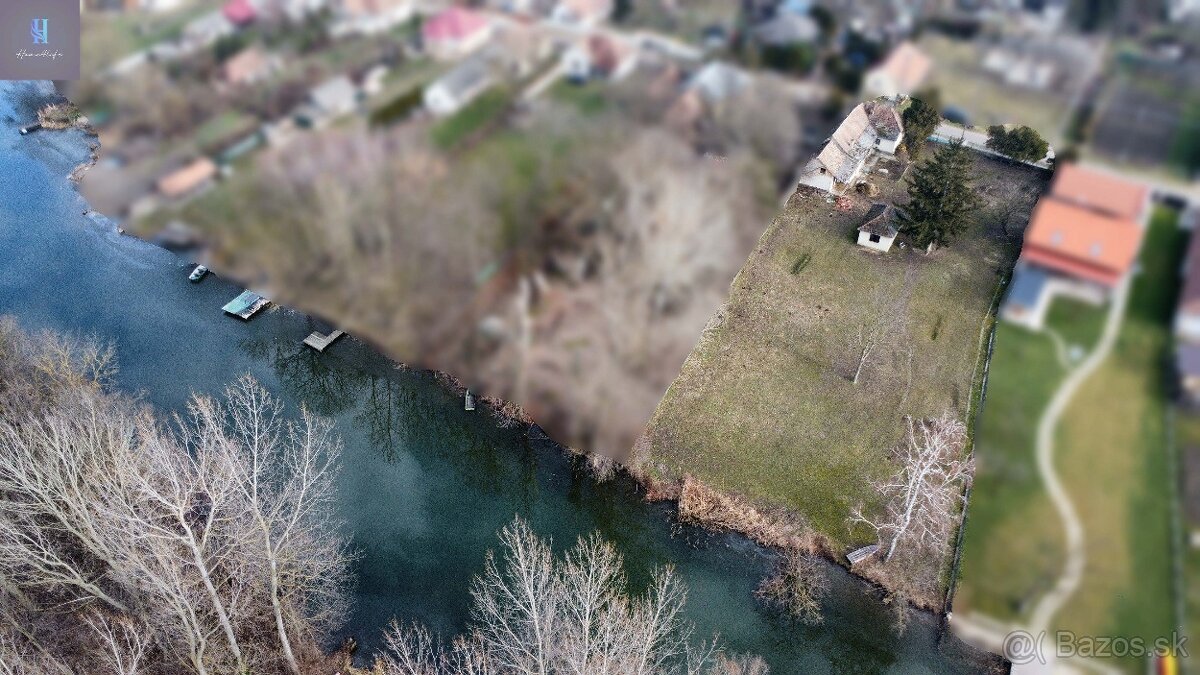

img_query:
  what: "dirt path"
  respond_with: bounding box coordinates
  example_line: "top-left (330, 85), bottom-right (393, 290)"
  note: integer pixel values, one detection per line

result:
top-left (1028, 276), bottom-right (1131, 634)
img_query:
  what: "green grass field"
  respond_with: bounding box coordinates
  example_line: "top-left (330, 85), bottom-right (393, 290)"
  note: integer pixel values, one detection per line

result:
top-left (1054, 208), bottom-right (1181, 655)
top-left (640, 156), bottom-right (1046, 554)
top-left (958, 207), bottom-right (1182, 670)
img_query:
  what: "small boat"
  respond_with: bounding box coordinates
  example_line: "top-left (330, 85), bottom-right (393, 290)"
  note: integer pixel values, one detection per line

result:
top-left (19, 123), bottom-right (41, 136)
top-left (188, 265), bottom-right (208, 282)
top-left (464, 389), bottom-right (476, 411)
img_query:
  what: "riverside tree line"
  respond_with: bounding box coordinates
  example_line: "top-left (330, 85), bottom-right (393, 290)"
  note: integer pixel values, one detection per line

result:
top-left (0, 319), bottom-right (766, 674)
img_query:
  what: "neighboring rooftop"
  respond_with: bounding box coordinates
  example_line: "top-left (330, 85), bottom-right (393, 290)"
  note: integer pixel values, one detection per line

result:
top-left (1020, 176), bottom-right (1145, 287)
top-left (1050, 163), bottom-right (1150, 222)
top-left (423, 6), bottom-right (489, 42)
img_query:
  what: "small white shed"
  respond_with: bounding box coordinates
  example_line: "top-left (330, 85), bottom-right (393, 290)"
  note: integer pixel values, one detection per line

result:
top-left (857, 203), bottom-right (900, 253)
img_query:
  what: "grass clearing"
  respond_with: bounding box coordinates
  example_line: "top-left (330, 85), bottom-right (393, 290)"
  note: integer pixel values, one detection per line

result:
top-left (957, 207), bottom-right (1182, 663)
top-left (1053, 208), bottom-right (1181, 661)
top-left (431, 88), bottom-right (513, 151)
top-left (640, 155), bottom-right (1047, 555)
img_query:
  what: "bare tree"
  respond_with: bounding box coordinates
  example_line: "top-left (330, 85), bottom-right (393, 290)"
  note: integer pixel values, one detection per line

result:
top-left (381, 518), bottom-right (764, 675)
top-left (86, 612), bottom-right (150, 675)
top-left (754, 553), bottom-right (828, 625)
top-left (215, 376), bottom-right (351, 675)
top-left (0, 322), bottom-right (352, 675)
top-left (851, 414), bottom-right (974, 561)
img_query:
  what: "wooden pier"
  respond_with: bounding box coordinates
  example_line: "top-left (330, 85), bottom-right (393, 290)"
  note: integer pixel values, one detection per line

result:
top-left (846, 544), bottom-right (879, 566)
top-left (222, 291), bottom-right (270, 320)
top-left (302, 329), bottom-right (345, 352)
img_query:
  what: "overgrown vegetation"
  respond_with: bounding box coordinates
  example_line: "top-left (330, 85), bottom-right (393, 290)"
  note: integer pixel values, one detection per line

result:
top-left (985, 125), bottom-right (1049, 163)
top-left (37, 101), bottom-right (85, 130)
top-left (431, 88), bottom-right (512, 150)
top-left (639, 155), bottom-right (1046, 605)
top-left (900, 97), bottom-right (940, 159)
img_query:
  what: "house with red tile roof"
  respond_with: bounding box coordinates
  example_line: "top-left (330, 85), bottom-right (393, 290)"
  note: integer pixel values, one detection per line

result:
top-left (422, 6), bottom-right (493, 60)
top-left (222, 0), bottom-right (257, 26)
top-left (1001, 164), bottom-right (1149, 330)
top-left (864, 41), bottom-right (931, 98)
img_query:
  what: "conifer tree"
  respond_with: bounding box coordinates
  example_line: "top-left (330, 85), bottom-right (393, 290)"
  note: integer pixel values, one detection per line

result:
top-left (899, 140), bottom-right (981, 250)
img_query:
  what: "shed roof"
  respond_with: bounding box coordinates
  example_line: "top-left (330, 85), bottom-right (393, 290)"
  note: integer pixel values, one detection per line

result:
top-left (858, 203), bottom-right (899, 237)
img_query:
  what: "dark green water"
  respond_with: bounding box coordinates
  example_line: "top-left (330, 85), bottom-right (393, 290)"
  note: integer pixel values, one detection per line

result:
top-left (0, 80), bottom-right (998, 673)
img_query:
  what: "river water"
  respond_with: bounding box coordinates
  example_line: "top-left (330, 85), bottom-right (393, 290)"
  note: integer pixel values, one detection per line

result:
top-left (0, 80), bottom-right (998, 673)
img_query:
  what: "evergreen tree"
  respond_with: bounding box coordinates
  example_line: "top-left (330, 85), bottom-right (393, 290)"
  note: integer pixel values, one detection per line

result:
top-left (899, 140), bottom-right (982, 250)
top-left (901, 97), bottom-right (941, 159)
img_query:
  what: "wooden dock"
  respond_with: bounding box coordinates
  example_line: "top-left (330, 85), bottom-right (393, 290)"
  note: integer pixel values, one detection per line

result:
top-left (846, 544), bottom-right (879, 566)
top-left (302, 329), bottom-right (345, 352)
top-left (222, 291), bottom-right (270, 320)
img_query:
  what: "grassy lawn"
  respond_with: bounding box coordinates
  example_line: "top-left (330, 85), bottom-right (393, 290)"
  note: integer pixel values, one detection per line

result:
top-left (639, 156), bottom-right (1046, 553)
top-left (1053, 208), bottom-right (1182, 660)
top-left (431, 88), bottom-right (513, 151)
top-left (957, 207), bottom-right (1183, 668)
top-left (548, 81), bottom-right (610, 116)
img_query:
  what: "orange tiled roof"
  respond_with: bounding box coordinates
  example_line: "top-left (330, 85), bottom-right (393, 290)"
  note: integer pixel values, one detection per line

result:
top-left (1021, 197), bottom-right (1142, 287)
top-left (877, 41), bottom-right (931, 93)
top-left (1050, 164), bottom-right (1149, 222)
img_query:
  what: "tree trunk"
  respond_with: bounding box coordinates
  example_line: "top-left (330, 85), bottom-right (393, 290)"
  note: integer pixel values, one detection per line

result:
top-left (270, 558), bottom-right (302, 675)
top-left (189, 542), bottom-right (245, 671)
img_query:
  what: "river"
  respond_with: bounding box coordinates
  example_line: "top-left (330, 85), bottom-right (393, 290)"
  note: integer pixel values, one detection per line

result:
top-left (0, 80), bottom-right (998, 673)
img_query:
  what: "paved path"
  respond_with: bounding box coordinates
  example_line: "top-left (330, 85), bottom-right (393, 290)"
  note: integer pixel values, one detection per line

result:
top-left (1028, 275), bottom-right (1131, 634)
top-left (932, 122), bottom-right (1054, 170)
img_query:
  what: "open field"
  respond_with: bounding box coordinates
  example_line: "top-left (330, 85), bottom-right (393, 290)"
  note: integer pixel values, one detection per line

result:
top-left (639, 154), bottom-right (1048, 553)
top-left (957, 208), bottom-right (1181, 666)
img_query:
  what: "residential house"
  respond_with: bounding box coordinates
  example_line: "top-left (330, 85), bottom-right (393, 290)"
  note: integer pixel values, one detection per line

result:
top-left (1001, 164), bottom-right (1148, 330)
top-left (562, 34), bottom-right (638, 82)
top-left (220, 47), bottom-right (277, 86)
top-left (422, 7), bottom-right (493, 60)
top-left (488, 22), bottom-right (554, 78)
top-left (551, 0), bottom-right (613, 28)
top-left (330, 0), bottom-right (414, 37)
top-left (157, 158), bottom-right (218, 200)
top-left (295, 76), bottom-right (360, 127)
top-left (857, 203), bottom-right (900, 252)
top-left (181, 12), bottom-right (235, 53)
top-left (222, 0), bottom-right (257, 26)
top-left (424, 57), bottom-right (495, 116)
top-left (753, 11), bottom-right (819, 46)
top-left (688, 61), bottom-right (751, 104)
top-left (487, 0), bottom-right (557, 17)
top-left (863, 41), bottom-right (931, 98)
top-left (254, 0), bottom-right (329, 22)
top-left (797, 100), bottom-right (904, 194)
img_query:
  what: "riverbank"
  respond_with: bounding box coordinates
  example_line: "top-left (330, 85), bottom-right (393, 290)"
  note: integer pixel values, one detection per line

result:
top-left (0, 80), bottom-right (1004, 672)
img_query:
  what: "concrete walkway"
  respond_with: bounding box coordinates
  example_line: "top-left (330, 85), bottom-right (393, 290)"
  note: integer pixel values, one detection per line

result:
top-left (1028, 275), bottom-right (1132, 634)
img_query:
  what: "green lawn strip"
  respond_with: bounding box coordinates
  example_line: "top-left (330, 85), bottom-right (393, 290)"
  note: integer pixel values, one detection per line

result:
top-left (1045, 297), bottom-right (1108, 354)
top-left (430, 88), bottom-right (513, 151)
top-left (1053, 207), bottom-right (1182, 668)
top-left (548, 80), bottom-right (610, 116)
top-left (956, 320), bottom-right (1067, 620)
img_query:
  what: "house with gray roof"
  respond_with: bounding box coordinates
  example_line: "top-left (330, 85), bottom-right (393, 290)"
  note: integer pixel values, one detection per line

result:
top-left (424, 57), bottom-right (496, 117)
top-left (797, 99), bottom-right (903, 194)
